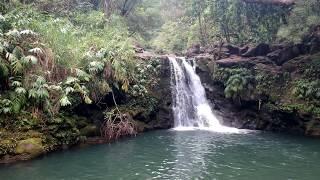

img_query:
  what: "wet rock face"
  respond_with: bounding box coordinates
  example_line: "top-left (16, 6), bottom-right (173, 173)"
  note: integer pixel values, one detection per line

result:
top-left (194, 39), bottom-right (320, 136)
top-left (150, 58), bottom-right (174, 129)
top-left (196, 58), bottom-right (306, 134)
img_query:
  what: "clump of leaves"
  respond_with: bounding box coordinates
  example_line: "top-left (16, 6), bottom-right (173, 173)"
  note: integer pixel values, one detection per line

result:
top-left (213, 67), bottom-right (254, 100)
top-left (129, 58), bottom-right (161, 97)
top-left (293, 80), bottom-right (320, 101)
top-left (224, 73), bottom-right (254, 100)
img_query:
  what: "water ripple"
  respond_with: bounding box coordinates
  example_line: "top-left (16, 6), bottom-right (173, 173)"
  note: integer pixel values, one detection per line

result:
top-left (1, 130), bottom-right (320, 180)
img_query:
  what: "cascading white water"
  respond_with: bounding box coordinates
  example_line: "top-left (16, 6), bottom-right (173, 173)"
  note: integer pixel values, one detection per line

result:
top-left (169, 56), bottom-right (239, 133)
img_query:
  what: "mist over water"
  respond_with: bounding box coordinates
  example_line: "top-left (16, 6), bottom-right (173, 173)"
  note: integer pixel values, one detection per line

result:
top-left (169, 57), bottom-right (239, 133)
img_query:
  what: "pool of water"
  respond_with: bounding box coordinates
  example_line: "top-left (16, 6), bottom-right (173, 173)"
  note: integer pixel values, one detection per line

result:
top-left (1, 130), bottom-right (320, 180)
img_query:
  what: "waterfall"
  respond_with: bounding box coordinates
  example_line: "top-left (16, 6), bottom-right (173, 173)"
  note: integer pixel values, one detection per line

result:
top-left (169, 56), bottom-right (239, 133)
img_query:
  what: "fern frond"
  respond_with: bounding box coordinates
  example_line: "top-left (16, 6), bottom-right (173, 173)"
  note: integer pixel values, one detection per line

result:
top-left (11, 60), bottom-right (23, 75)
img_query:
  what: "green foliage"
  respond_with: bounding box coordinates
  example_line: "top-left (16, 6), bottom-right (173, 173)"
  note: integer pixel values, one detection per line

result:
top-left (0, 98), bottom-right (13, 115)
top-left (46, 116), bottom-right (81, 146)
top-left (278, 0), bottom-right (320, 42)
top-left (129, 58), bottom-right (161, 97)
top-left (149, 0), bottom-right (289, 52)
top-left (279, 103), bottom-right (320, 117)
top-left (293, 80), bottom-right (320, 101)
top-left (224, 71), bottom-right (254, 99)
top-left (201, 0), bottom-right (287, 44)
top-left (213, 67), bottom-right (254, 99)
top-left (151, 21), bottom-right (191, 53)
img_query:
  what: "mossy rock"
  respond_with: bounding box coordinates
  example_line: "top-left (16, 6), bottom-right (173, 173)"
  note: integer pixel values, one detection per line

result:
top-left (0, 139), bottom-right (16, 156)
top-left (76, 116), bottom-right (90, 129)
top-left (15, 138), bottom-right (44, 157)
top-left (80, 125), bottom-right (100, 137)
top-left (134, 121), bottom-right (150, 132)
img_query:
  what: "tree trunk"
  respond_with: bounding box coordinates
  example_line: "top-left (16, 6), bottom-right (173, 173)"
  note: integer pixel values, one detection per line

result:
top-left (103, 0), bottom-right (112, 18)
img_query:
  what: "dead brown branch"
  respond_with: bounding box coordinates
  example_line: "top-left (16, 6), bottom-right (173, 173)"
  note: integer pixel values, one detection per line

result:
top-left (100, 91), bottom-right (137, 141)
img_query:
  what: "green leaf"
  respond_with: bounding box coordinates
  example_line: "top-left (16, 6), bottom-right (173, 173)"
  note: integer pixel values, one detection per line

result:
top-left (29, 47), bottom-right (43, 55)
top-left (11, 81), bottom-right (22, 87)
top-left (15, 87), bottom-right (26, 94)
top-left (5, 29), bottom-right (20, 38)
top-left (28, 89), bottom-right (37, 98)
top-left (60, 96), bottom-right (72, 107)
top-left (6, 52), bottom-right (17, 62)
top-left (11, 60), bottom-right (23, 74)
top-left (37, 88), bottom-right (49, 99)
top-left (65, 77), bottom-right (79, 85)
top-left (0, 63), bottom-right (9, 78)
top-left (84, 95), bottom-right (92, 104)
top-left (65, 87), bottom-right (75, 95)
top-left (23, 55), bottom-right (38, 65)
top-left (12, 46), bottom-right (24, 59)
top-left (49, 85), bottom-right (62, 91)
top-left (36, 76), bottom-right (46, 85)
top-left (75, 68), bottom-right (90, 81)
top-left (20, 30), bottom-right (37, 36)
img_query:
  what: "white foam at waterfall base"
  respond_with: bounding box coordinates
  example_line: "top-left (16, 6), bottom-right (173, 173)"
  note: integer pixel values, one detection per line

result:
top-left (169, 56), bottom-right (240, 133)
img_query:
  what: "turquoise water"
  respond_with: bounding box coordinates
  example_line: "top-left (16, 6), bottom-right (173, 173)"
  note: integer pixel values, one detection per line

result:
top-left (1, 130), bottom-right (320, 180)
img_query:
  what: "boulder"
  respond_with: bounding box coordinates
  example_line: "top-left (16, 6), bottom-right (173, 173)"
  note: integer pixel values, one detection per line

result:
top-left (267, 45), bottom-right (301, 65)
top-left (186, 44), bottom-right (201, 56)
top-left (310, 36), bottom-right (320, 54)
top-left (225, 44), bottom-right (240, 55)
top-left (242, 43), bottom-right (270, 57)
top-left (240, 45), bottom-right (250, 54)
top-left (134, 121), bottom-right (151, 132)
top-left (305, 118), bottom-right (320, 137)
top-left (15, 138), bottom-right (44, 157)
top-left (194, 54), bottom-right (215, 62)
top-left (80, 125), bottom-right (100, 137)
top-left (216, 56), bottom-right (255, 68)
